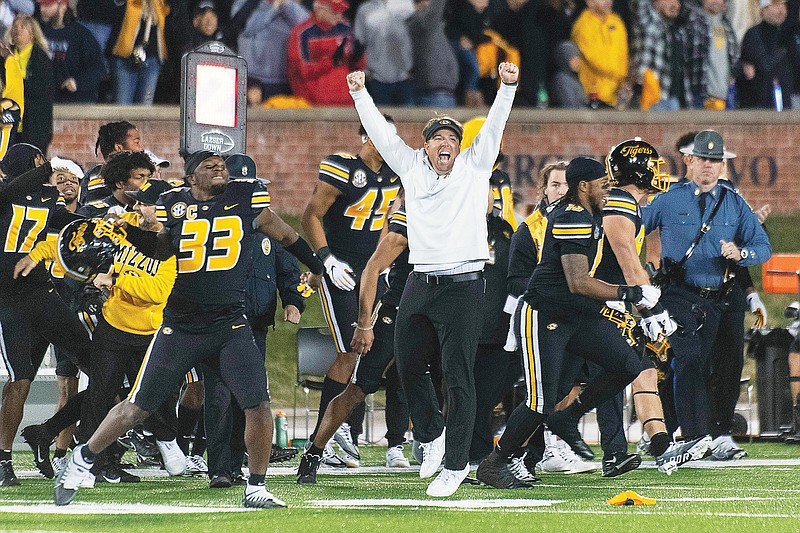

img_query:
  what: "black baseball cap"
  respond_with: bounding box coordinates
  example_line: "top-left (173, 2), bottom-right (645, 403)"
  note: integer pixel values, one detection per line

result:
top-left (0, 143), bottom-right (43, 178)
top-left (183, 150), bottom-right (220, 175)
top-left (225, 153), bottom-right (256, 179)
top-left (423, 117), bottom-right (463, 142)
top-left (566, 157), bottom-right (607, 190)
top-left (125, 179), bottom-right (174, 205)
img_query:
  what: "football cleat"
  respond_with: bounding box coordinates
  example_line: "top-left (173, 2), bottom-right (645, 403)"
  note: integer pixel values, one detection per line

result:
top-left (52, 456), bottom-right (68, 477)
top-left (508, 453), bottom-right (540, 483)
top-left (185, 454), bottom-right (208, 475)
top-left (546, 411), bottom-right (595, 460)
top-left (21, 424), bottom-right (54, 479)
top-left (333, 423), bottom-right (360, 460)
top-left (709, 435), bottom-right (747, 461)
top-left (296, 453), bottom-right (322, 484)
top-left (386, 445), bottom-right (411, 468)
top-left (0, 459), bottom-right (20, 487)
top-left (476, 450), bottom-right (532, 490)
top-left (97, 463), bottom-right (140, 483)
top-left (656, 435), bottom-right (712, 474)
top-left (156, 439), bottom-right (187, 475)
top-left (54, 444), bottom-right (93, 505)
top-left (242, 485), bottom-right (286, 508)
top-left (321, 442), bottom-right (347, 468)
top-left (601, 452), bottom-right (642, 478)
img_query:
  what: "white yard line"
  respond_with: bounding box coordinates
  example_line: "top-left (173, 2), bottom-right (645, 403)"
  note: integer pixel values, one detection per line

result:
top-left (0, 503), bottom-right (251, 514)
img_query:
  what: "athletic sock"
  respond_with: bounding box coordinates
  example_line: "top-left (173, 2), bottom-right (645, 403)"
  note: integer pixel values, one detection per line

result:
top-left (54, 448), bottom-right (67, 459)
top-left (650, 432), bottom-right (671, 457)
top-left (191, 414), bottom-right (207, 457)
top-left (248, 473), bottom-right (265, 486)
top-left (0, 450), bottom-right (11, 461)
top-left (43, 391), bottom-right (84, 438)
top-left (307, 444), bottom-right (324, 457)
top-left (176, 405), bottom-right (201, 455)
top-left (80, 445), bottom-right (96, 463)
top-left (310, 377), bottom-right (347, 441)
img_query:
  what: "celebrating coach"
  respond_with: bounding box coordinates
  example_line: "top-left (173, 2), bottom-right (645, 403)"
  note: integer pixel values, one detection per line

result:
top-left (347, 62), bottom-right (518, 497)
top-left (643, 130), bottom-right (771, 458)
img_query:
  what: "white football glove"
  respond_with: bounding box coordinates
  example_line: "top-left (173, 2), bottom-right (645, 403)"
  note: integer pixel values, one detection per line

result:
top-left (652, 308), bottom-right (677, 337)
top-left (636, 284), bottom-right (661, 309)
top-left (640, 314), bottom-right (664, 341)
top-left (323, 254), bottom-right (356, 291)
top-left (746, 292), bottom-right (767, 329)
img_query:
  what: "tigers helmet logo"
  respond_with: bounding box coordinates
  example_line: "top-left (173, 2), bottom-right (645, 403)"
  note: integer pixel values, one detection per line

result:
top-left (352, 169), bottom-right (367, 188)
top-left (171, 202), bottom-right (187, 218)
top-left (382, 316), bottom-right (393, 325)
top-left (261, 237), bottom-right (271, 256)
top-left (68, 222), bottom-right (89, 252)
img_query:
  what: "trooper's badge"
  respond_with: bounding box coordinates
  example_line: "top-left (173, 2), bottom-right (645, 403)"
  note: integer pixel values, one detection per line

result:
top-left (547, 323), bottom-right (558, 330)
top-left (162, 327), bottom-right (173, 335)
top-left (382, 316), bottom-right (393, 325)
top-left (352, 169), bottom-right (367, 188)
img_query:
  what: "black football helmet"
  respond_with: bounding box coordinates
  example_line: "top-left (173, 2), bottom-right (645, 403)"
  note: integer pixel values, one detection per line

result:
top-left (57, 218), bottom-right (127, 282)
top-left (606, 139), bottom-right (671, 192)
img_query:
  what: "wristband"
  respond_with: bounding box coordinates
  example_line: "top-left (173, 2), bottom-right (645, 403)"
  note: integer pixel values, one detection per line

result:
top-left (316, 246), bottom-right (332, 262)
top-left (351, 322), bottom-right (373, 331)
top-left (618, 285), bottom-right (643, 303)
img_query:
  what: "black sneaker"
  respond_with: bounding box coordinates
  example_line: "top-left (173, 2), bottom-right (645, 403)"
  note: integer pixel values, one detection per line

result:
top-left (98, 463), bottom-right (141, 483)
top-left (270, 445), bottom-right (298, 463)
top-left (0, 459), bottom-right (20, 487)
top-left (21, 424), bottom-right (54, 479)
top-left (296, 453), bottom-right (322, 484)
top-left (475, 450), bottom-right (532, 489)
top-left (546, 411), bottom-right (595, 460)
top-left (601, 452), bottom-right (642, 478)
top-left (126, 429), bottom-right (160, 459)
top-left (209, 471), bottom-right (233, 488)
top-left (232, 472), bottom-right (248, 486)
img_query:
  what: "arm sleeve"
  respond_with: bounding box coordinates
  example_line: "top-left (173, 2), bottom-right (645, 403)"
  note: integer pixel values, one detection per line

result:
top-left (351, 88), bottom-right (418, 176)
top-left (507, 223), bottom-right (537, 297)
top-left (114, 256), bottom-right (177, 305)
top-left (28, 238), bottom-right (57, 263)
top-left (274, 244), bottom-right (305, 312)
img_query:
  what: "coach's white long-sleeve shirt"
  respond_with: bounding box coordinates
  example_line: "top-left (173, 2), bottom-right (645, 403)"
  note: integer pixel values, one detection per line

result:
top-left (351, 82), bottom-right (516, 271)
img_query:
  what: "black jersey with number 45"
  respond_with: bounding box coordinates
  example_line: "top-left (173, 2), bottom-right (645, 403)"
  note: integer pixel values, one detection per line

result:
top-left (523, 201), bottom-right (605, 319)
top-left (0, 184), bottom-right (64, 295)
top-left (319, 153), bottom-right (400, 272)
top-left (155, 179), bottom-right (269, 326)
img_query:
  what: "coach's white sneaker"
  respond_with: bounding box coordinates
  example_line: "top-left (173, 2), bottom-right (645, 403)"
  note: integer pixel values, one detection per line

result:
top-left (419, 428), bottom-right (446, 479)
top-left (242, 484), bottom-right (287, 508)
top-left (157, 439), bottom-right (187, 475)
top-left (386, 445), bottom-right (411, 468)
top-left (185, 454), bottom-right (208, 475)
top-left (54, 444), bottom-right (93, 506)
top-left (426, 464), bottom-right (469, 497)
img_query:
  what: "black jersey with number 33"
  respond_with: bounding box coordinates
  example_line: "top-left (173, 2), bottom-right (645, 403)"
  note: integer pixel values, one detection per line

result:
top-left (155, 179), bottom-right (269, 324)
top-left (318, 153), bottom-right (400, 272)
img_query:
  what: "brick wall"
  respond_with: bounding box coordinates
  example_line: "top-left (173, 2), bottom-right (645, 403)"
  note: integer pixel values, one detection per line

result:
top-left (52, 107), bottom-right (800, 216)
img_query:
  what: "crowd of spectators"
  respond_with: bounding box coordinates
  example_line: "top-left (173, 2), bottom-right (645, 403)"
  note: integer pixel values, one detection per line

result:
top-left (0, 0), bottom-right (798, 112)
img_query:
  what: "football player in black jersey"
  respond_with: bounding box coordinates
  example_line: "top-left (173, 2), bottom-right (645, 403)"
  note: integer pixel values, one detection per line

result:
top-left (301, 117), bottom-right (400, 466)
top-left (53, 151), bottom-right (323, 509)
top-left (78, 151), bottom-right (154, 219)
top-left (0, 160), bottom-right (91, 486)
top-left (297, 203), bottom-right (412, 483)
top-left (476, 157), bottom-right (662, 489)
top-left (80, 121), bottom-right (144, 203)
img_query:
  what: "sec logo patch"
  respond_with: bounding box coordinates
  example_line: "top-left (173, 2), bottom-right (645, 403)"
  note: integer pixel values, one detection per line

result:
top-left (171, 202), bottom-right (187, 218)
top-left (352, 169), bottom-right (367, 188)
top-left (382, 316), bottom-right (393, 324)
top-left (261, 237), bottom-right (272, 256)
top-left (547, 323), bottom-right (558, 330)
top-left (162, 327), bottom-right (173, 335)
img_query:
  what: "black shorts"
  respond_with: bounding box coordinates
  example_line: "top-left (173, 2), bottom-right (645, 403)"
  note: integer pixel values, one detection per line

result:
top-left (0, 287), bottom-right (90, 381)
top-left (353, 301), bottom-right (397, 394)
top-left (129, 316), bottom-right (269, 413)
top-left (318, 275), bottom-right (359, 353)
top-left (514, 301), bottom-right (648, 415)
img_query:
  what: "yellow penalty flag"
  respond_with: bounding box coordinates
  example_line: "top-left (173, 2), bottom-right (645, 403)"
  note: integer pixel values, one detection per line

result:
top-left (606, 490), bottom-right (656, 506)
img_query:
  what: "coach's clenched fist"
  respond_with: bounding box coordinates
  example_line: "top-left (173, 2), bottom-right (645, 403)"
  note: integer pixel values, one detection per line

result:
top-left (347, 71), bottom-right (366, 92)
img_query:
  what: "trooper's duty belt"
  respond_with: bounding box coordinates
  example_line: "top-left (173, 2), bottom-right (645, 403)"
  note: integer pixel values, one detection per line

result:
top-left (413, 271), bottom-right (483, 285)
top-left (683, 284), bottom-right (722, 299)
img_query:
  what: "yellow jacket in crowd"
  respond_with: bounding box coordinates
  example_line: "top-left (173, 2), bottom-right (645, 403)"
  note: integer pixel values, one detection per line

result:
top-left (571, 8), bottom-right (628, 107)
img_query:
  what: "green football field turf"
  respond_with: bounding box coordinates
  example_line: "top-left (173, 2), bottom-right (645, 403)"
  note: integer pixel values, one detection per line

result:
top-left (1, 444), bottom-right (799, 532)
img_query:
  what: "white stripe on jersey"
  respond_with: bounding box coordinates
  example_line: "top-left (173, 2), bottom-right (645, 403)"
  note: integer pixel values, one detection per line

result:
top-left (0, 321), bottom-right (13, 381)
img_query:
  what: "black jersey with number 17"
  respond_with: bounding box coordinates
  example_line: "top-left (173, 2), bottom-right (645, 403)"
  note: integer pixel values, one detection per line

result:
top-left (318, 153), bottom-right (400, 272)
top-left (155, 179), bottom-right (269, 328)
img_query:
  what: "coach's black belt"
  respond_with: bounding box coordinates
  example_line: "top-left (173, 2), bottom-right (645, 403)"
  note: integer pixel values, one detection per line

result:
top-left (414, 271), bottom-right (483, 284)
top-left (684, 284), bottom-right (721, 298)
